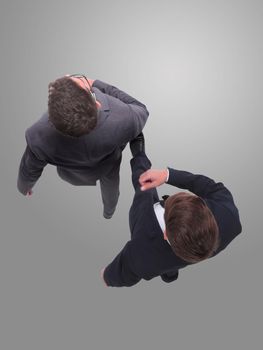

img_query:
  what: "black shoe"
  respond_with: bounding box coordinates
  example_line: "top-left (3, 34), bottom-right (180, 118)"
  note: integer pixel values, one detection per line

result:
top-left (130, 132), bottom-right (145, 157)
top-left (103, 212), bottom-right (113, 219)
top-left (103, 207), bottom-right (116, 219)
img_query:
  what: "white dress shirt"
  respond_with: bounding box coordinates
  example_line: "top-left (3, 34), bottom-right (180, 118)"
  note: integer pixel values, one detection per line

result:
top-left (153, 202), bottom-right (166, 233)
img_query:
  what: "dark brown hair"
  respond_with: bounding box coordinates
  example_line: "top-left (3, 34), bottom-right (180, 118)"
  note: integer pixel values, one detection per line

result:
top-left (48, 77), bottom-right (97, 137)
top-left (164, 192), bottom-right (219, 263)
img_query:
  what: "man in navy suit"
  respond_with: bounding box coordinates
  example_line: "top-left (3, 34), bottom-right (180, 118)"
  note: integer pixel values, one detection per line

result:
top-left (101, 134), bottom-right (242, 287)
top-left (17, 75), bottom-right (149, 218)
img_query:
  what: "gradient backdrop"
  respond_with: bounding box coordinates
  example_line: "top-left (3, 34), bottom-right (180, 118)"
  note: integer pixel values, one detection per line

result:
top-left (1, 0), bottom-right (262, 349)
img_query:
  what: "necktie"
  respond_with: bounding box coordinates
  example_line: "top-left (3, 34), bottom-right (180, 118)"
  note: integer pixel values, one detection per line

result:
top-left (159, 195), bottom-right (169, 208)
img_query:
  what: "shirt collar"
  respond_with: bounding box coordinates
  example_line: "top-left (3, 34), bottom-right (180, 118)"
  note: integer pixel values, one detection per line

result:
top-left (154, 202), bottom-right (171, 246)
top-left (154, 202), bottom-right (166, 233)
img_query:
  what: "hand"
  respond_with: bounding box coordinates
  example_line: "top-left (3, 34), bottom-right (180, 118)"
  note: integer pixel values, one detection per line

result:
top-left (87, 78), bottom-right (95, 86)
top-left (100, 268), bottom-right (108, 287)
top-left (65, 74), bottom-right (94, 88)
top-left (139, 169), bottom-right (168, 191)
top-left (27, 190), bottom-right (33, 196)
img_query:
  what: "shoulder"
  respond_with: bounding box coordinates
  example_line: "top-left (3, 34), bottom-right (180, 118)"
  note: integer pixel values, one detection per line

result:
top-left (25, 113), bottom-right (58, 156)
top-left (126, 238), bottom-right (157, 275)
top-left (206, 198), bottom-right (242, 250)
top-left (26, 113), bottom-right (52, 141)
top-left (128, 236), bottom-right (186, 279)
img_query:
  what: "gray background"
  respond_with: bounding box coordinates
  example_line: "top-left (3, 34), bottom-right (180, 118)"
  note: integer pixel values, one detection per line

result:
top-left (1, 0), bottom-right (262, 349)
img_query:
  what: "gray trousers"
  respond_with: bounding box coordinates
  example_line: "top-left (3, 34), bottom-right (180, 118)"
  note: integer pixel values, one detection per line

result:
top-left (57, 154), bottom-right (122, 216)
top-left (99, 157), bottom-right (121, 216)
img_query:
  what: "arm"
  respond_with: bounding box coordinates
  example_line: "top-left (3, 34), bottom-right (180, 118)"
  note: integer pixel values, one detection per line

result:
top-left (140, 168), bottom-right (239, 215)
top-left (103, 241), bottom-right (142, 287)
top-left (17, 146), bottom-right (47, 195)
top-left (93, 80), bottom-right (147, 109)
top-left (167, 168), bottom-right (228, 198)
top-left (93, 80), bottom-right (149, 140)
top-left (168, 169), bottom-right (243, 226)
top-left (167, 168), bottom-right (237, 205)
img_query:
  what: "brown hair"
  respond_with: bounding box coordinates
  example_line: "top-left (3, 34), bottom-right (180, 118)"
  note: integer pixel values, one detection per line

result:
top-left (164, 192), bottom-right (219, 263)
top-left (48, 77), bottom-right (97, 137)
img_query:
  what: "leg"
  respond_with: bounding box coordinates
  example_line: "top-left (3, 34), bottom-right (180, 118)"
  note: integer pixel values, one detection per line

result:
top-left (99, 157), bottom-right (121, 219)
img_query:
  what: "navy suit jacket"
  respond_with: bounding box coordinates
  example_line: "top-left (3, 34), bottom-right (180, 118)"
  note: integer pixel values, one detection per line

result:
top-left (103, 153), bottom-right (242, 287)
top-left (17, 80), bottom-right (149, 194)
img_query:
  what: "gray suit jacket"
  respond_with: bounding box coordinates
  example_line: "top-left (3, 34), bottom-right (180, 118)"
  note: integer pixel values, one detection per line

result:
top-left (17, 80), bottom-right (149, 194)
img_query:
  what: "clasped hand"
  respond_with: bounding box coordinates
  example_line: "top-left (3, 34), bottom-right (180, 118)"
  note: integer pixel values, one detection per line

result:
top-left (139, 169), bottom-right (168, 191)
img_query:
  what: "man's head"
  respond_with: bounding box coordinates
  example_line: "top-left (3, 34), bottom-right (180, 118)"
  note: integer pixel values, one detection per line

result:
top-left (48, 75), bottom-right (98, 137)
top-left (164, 192), bottom-right (219, 263)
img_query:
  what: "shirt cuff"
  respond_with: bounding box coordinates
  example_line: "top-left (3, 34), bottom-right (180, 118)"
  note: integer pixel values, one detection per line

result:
top-left (165, 168), bottom-right (170, 183)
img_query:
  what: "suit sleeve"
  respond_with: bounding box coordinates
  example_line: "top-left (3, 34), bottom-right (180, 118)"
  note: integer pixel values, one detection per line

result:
top-left (167, 168), bottom-right (241, 225)
top-left (17, 145), bottom-right (47, 195)
top-left (93, 80), bottom-right (149, 140)
top-left (103, 241), bottom-right (142, 287)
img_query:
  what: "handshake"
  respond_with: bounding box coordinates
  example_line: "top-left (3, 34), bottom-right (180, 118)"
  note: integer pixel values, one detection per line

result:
top-left (17, 77), bottom-right (241, 287)
top-left (139, 168), bottom-right (169, 191)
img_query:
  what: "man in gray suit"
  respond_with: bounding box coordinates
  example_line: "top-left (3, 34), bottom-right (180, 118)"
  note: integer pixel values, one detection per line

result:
top-left (17, 75), bottom-right (149, 218)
